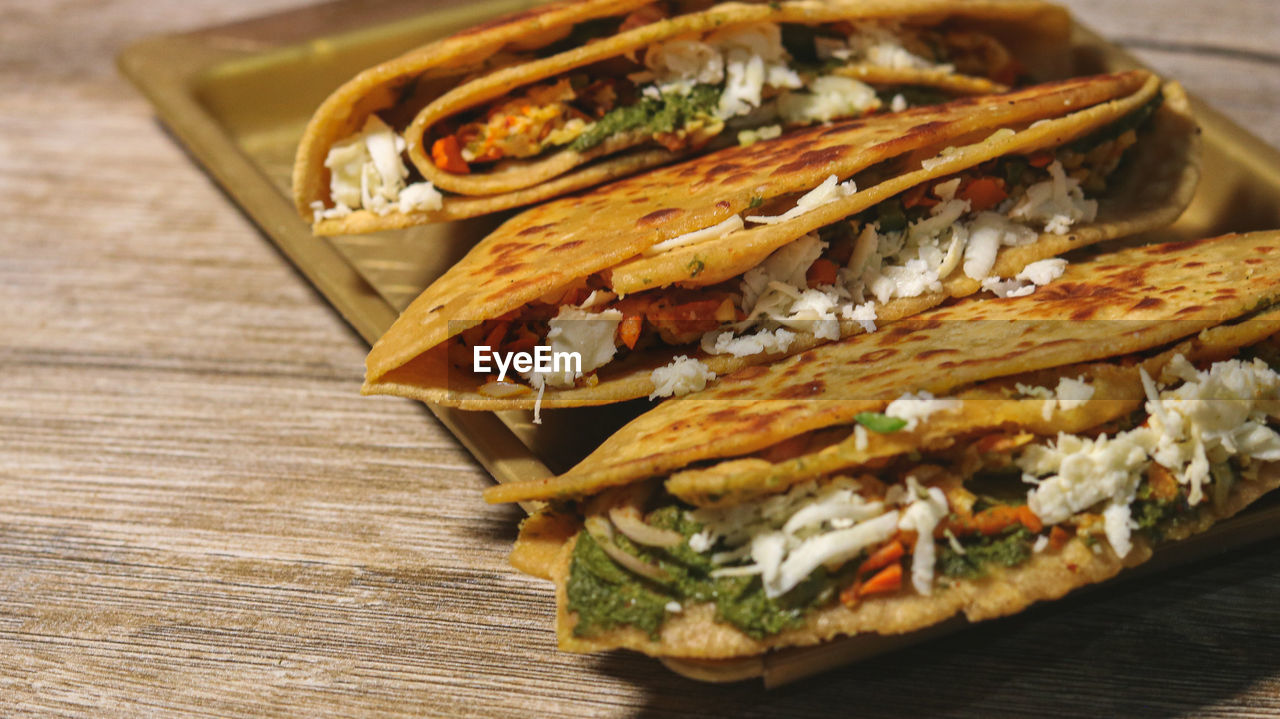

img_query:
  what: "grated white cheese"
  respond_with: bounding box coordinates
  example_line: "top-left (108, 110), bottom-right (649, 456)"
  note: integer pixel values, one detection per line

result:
top-left (711, 23), bottom-right (803, 120)
top-left (683, 473), bottom-right (953, 598)
top-left (909, 198), bottom-right (970, 246)
top-left (933, 178), bottom-right (962, 202)
top-left (890, 93), bottom-right (908, 113)
top-left (660, 359), bottom-right (1277, 604)
top-left (865, 258), bottom-right (943, 304)
top-left (702, 327), bottom-right (797, 357)
top-left (1054, 376), bottom-right (1096, 412)
top-left (1145, 356), bottom-right (1280, 505)
top-left (526, 306), bottom-right (623, 389)
top-left (771, 512), bottom-right (899, 598)
top-left (1015, 383), bottom-right (1054, 400)
top-left (1008, 160), bottom-right (1097, 235)
top-left (782, 495), bottom-right (886, 537)
top-left (707, 227), bottom-right (875, 353)
top-left (1102, 502), bottom-right (1134, 560)
top-left (319, 115), bottom-right (442, 219)
top-left (740, 233), bottom-right (825, 316)
top-left (897, 476), bottom-right (950, 595)
top-left (778, 75), bottom-right (880, 125)
top-left (1022, 355), bottom-right (1280, 557)
top-left (1021, 431), bottom-right (1152, 557)
top-left (1020, 375), bottom-right (1097, 420)
top-left (739, 532), bottom-right (783, 588)
top-left (688, 529), bottom-right (716, 553)
top-left (851, 182), bottom-right (1045, 308)
top-left (649, 355), bottom-right (717, 400)
top-left (646, 214), bottom-right (745, 256)
top-left (981, 276), bottom-right (1036, 298)
top-left (982, 257), bottom-right (1067, 299)
top-left (310, 200), bottom-right (348, 222)
top-left (776, 288), bottom-right (842, 340)
top-left (841, 301), bottom-right (878, 333)
top-left (884, 390), bottom-right (962, 431)
top-left (575, 290), bottom-right (616, 310)
top-left (962, 212), bottom-right (1038, 280)
top-left (397, 181), bottom-right (444, 214)
top-left (746, 174), bottom-right (857, 225)
top-left (921, 147), bottom-right (959, 172)
top-left (643, 39), bottom-right (724, 95)
top-left (324, 125), bottom-right (371, 209)
top-left (1016, 258), bottom-right (1068, 286)
top-left (644, 20), bottom-right (906, 131)
top-left (847, 221), bottom-right (879, 274)
top-left (843, 22), bottom-right (954, 72)
top-left (690, 477), bottom-right (895, 596)
top-left (920, 129), bottom-right (1016, 172)
top-left (646, 22), bottom-right (799, 114)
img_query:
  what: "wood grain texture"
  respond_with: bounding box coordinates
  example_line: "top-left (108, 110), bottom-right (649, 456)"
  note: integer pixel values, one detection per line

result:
top-left (2, 0), bottom-right (1279, 716)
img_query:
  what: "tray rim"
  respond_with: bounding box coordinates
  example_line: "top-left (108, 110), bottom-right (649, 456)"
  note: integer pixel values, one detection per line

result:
top-left (117, 10), bottom-right (557, 493)
top-left (117, 0), bottom-right (1280, 687)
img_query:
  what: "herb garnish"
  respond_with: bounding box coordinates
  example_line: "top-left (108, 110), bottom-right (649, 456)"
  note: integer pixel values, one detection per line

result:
top-left (854, 412), bottom-right (907, 433)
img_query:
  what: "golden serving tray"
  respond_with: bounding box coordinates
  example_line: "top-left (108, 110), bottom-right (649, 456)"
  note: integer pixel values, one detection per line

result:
top-left (120, 0), bottom-right (1280, 687)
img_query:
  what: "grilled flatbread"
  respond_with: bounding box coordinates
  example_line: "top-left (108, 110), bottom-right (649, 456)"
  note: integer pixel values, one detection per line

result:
top-left (295, 0), bottom-right (1074, 233)
top-left (365, 72), bottom-right (1200, 411)
top-left (496, 260), bottom-right (1280, 657)
top-left (487, 232), bottom-right (1280, 505)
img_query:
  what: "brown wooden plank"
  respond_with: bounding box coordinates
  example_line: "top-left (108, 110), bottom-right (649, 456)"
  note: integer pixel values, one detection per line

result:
top-left (3, 0), bottom-right (1280, 716)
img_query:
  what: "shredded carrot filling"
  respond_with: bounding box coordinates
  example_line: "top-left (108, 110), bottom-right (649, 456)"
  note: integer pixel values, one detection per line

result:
top-left (805, 258), bottom-right (840, 288)
top-left (857, 539), bottom-right (906, 577)
top-left (956, 176), bottom-right (1008, 211)
top-left (941, 504), bottom-right (1043, 537)
top-left (446, 78), bottom-right (599, 167)
top-left (461, 285), bottom-right (742, 375)
top-left (431, 136), bottom-right (470, 174)
top-left (858, 563), bottom-right (903, 597)
top-left (426, 19), bottom-right (1023, 171)
top-left (1027, 150), bottom-right (1055, 168)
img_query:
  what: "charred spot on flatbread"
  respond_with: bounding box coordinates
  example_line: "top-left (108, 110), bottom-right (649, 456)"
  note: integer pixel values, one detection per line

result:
top-left (367, 72), bottom-right (1191, 409)
top-left (485, 233), bottom-right (1280, 505)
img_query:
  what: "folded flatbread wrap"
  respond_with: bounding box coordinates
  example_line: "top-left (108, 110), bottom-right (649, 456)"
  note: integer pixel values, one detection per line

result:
top-left (494, 232), bottom-right (1280, 659)
top-left (489, 231), bottom-right (1280, 505)
top-left (364, 71), bottom-right (1200, 410)
top-left (295, 0), bottom-right (1073, 233)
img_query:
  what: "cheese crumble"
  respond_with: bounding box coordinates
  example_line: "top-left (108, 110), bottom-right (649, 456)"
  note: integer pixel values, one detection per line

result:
top-left (641, 22), bottom-right (801, 119)
top-left (885, 390), bottom-right (962, 431)
top-left (317, 115), bottom-right (442, 220)
top-left (745, 174), bottom-right (857, 225)
top-left (657, 357), bottom-right (1278, 612)
top-left (649, 356), bottom-right (717, 400)
top-left (691, 477), bottom-right (898, 598)
top-left (524, 306), bottom-right (623, 389)
top-left (1023, 356), bottom-right (1280, 557)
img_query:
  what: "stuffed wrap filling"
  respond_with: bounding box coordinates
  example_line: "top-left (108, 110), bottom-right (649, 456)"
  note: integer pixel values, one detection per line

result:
top-left (562, 346), bottom-right (1280, 641)
top-left (453, 94), bottom-right (1161, 400)
top-left (312, 14), bottom-right (1031, 220)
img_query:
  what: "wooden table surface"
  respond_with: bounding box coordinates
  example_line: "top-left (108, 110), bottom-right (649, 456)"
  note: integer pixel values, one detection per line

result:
top-left (4, 1), bottom-right (1280, 716)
